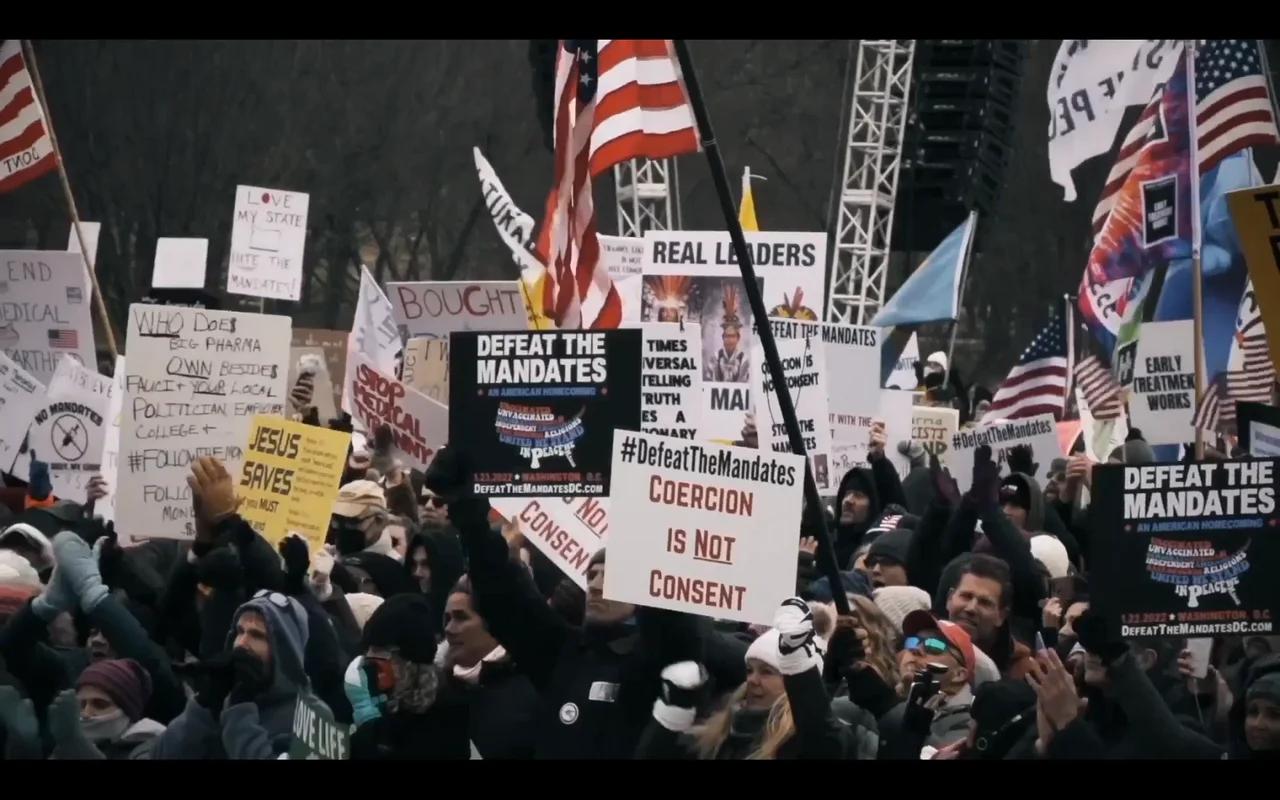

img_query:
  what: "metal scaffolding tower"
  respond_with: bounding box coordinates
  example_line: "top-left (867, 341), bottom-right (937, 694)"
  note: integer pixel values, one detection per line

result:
top-left (614, 158), bottom-right (682, 235)
top-left (825, 40), bottom-right (916, 324)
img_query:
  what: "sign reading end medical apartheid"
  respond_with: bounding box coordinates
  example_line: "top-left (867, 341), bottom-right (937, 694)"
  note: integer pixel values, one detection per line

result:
top-left (1091, 459), bottom-right (1280, 640)
top-left (450, 330), bottom-right (641, 497)
top-left (0, 251), bottom-right (97, 385)
top-left (603, 431), bottom-right (804, 624)
top-left (239, 416), bottom-right (350, 550)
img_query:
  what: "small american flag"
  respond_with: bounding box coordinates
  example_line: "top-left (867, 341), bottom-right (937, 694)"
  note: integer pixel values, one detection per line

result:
top-left (0, 40), bottom-right (58, 194)
top-left (1226, 283), bottom-right (1275, 408)
top-left (47, 328), bottom-right (78, 349)
top-left (542, 40), bottom-right (699, 330)
top-left (1074, 354), bottom-right (1125, 420)
top-left (984, 311), bottom-right (1070, 423)
top-left (1191, 381), bottom-right (1223, 433)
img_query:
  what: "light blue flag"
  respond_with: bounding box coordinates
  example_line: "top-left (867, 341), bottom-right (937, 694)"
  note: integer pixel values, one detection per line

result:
top-left (871, 212), bottom-right (976, 327)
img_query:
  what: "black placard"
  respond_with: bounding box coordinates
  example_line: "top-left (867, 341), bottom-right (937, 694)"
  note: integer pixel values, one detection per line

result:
top-left (449, 329), bottom-right (641, 497)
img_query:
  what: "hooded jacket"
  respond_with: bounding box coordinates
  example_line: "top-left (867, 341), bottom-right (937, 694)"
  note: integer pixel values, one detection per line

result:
top-left (1001, 473), bottom-right (1045, 534)
top-left (406, 529), bottom-right (466, 638)
top-left (150, 594), bottom-right (326, 760)
top-left (1228, 652), bottom-right (1280, 759)
top-left (832, 468), bottom-right (882, 570)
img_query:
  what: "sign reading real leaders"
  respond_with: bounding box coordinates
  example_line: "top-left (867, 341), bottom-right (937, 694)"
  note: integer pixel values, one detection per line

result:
top-left (603, 430), bottom-right (804, 624)
top-left (239, 415), bottom-right (350, 550)
top-left (1091, 459), bottom-right (1279, 640)
top-left (450, 330), bottom-right (641, 497)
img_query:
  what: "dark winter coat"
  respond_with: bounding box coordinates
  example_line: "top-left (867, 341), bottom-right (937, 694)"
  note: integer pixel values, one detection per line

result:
top-left (449, 657), bottom-right (539, 759)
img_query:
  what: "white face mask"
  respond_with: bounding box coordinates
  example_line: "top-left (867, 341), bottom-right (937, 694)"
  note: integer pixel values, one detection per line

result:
top-left (81, 709), bottom-right (130, 743)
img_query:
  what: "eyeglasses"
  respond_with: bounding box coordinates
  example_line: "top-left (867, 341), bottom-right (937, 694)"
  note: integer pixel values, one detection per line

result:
top-left (905, 635), bottom-right (963, 664)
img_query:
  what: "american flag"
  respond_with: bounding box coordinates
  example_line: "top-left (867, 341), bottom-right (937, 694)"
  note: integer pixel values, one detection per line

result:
top-left (542, 40), bottom-right (699, 329)
top-left (0, 40), bottom-right (57, 194)
top-left (1074, 354), bottom-right (1125, 420)
top-left (1226, 282), bottom-right (1275, 408)
top-left (1191, 380), bottom-right (1223, 433)
top-left (984, 311), bottom-right (1070, 422)
top-left (1091, 40), bottom-right (1278, 236)
top-left (47, 328), bottom-right (78, 349)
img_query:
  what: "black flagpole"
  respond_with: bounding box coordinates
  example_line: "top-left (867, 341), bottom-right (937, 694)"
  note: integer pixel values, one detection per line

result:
top-left (673, 40), bottom-right (850, 616)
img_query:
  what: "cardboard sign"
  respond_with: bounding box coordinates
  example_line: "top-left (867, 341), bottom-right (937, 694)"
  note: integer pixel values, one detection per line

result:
top-left (25, 356), bottom-right (113, 502)
top-left (348, 352), bottom-right (448, 472)
top-left (641, 322), bottom-right (702, 441)
top-left (292, 328), bottom-right (348, 414)
top-left (1129, 319), bottom-right (1197, 446)
top-left (1091, 459), bottom-right (1280, 639)
top-left (449, 330), bottom-right (642, 497)
top-left (912, 406), bottom-right (960, 464)
top-left (948, 413), bottom-right (1062, 491)
top-left (1238, 402), bottom-right (1280, 458)
top-left (289, 693), bottom-right (349, 760)
top-left (401, 337), bottom-right (449, 405)
top-left (1228, 184), bottom-right (1280, 374)
top-left (99, 356), bottom-right (124, 526)
top-left (238, 415), bottom-right (350, 550)
top-left (602, 235), bottom-right (645, 323)
top-left (117, 305), bottom-right (290, 540)
top-left (286, 347), bottom-right (338, 422)
top-left (826, 390), bottom-right (915, 486)
top-left (66, 221), bottom-right (101, 271)
top-left (0, 250), bottom-right (97, 384)
top-left (603, 430), bottom-right (805, 624)
top-left (343, 267), bottom-right (401, 415)
top-left (387, 281), bottom-right (529, 341)
top-left (492, 496), bottom-right (608, 588)
top-left (227, 185), bottom-right (310, 301)
top-left (153, 237), bottom-right (209, 289)
top-left (751, 335), bottom-right (833, 490)
top-left (0, 352), bottom-right (45, 473)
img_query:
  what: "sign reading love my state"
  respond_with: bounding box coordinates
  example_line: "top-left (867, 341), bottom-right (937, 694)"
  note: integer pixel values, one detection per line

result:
top-left (227, 185), bottom-right (310, 302)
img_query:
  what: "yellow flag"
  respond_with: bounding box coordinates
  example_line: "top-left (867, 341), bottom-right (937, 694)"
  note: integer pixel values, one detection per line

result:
top-left (520, 266), bottom-right (557, 330)
top-left (739, 167), bottom-right (759, 232)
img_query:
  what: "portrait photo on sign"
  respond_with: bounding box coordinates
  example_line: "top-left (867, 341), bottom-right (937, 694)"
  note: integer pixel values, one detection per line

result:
top-left (640, 276), bottom-right (762, 385)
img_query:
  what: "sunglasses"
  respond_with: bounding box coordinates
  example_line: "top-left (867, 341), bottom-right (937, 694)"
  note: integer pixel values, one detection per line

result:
top-left (905, 635), bottom-right (963, 663)
top-left (254, 589), bottom-right (290, 608)
top-left (421, 495), bottom-right (446, 509)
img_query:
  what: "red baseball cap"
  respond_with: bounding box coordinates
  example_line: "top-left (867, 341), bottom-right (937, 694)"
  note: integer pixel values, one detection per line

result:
top-left (902, 608), bottom-right (976, 682)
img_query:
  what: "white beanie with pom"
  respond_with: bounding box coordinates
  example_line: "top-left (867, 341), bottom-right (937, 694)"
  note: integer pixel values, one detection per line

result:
top-left (873, 585), bottom-right (932, 633)
top-left (344, 592), bottom-right (385, 630)
top-left (1030, 534), bottom-right (1071, 580)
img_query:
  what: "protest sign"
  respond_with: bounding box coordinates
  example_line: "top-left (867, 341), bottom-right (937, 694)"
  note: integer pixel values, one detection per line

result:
top-left (401, 337), bottom-right (449, 405)
top-left (643, 230), bottom-right (825, 443)
top-left (1091, 459), bottom-right (1280, 640)
top-left (99, 356), bottom-right (124, 526)
top-left (227, 184), bottom-right (310, 301)
top-left (450, 330), bottom-right (642, 497)
top-left (492, 496), bottom-right (608, 588)
top-left (117, 305), bottom-right (290, 540)
top-left (1238, 402), bottom-right (1280, 457)
top-left (24, 356), bottom-right (113, 501)
top-left (886, 332), bottom-right (920, 391)
top-left (293, 328), bottom-right (348, 414)
top-left (602, 430), bottom-right (804, 624)
top-left (766, 318), bottom-right (883, 438)
top-left (387, 281), bottom-right (528, 340)
top-left (153, 237), bottom-right (209, 289)
top-left (343, 267), bottom-right (401, 415)
top-left (1129, 319), bottom-right (1197, 445)
top-left (948, 413), bottom-right (1062, 491)
top-left (238, 415), bottom-right (350, 550)
top-left (912, 406), bottom-right (960, 464)
top-left (348, 352), bottom-right (448, 472)
top-left (1228, 184), bottom-right (1280, 373)
top-left (602, 235), bottom-right (645, 323)
top-left (0, 250), bottom-right (97, 384)
top-left (67, 221), bottom-right (101, 271)
top-left (641, 322), bottom-right (702, 441)
top-left (0, 352), bottom-right (44, 473)
top-left (826, 390), bottom-right (915, 485)
top-left (286, 347), bottom-right (338, 422)
top-left (751, 334), bottom-right (832, 490)
top-left (289, 693), bottom-right (349, 760)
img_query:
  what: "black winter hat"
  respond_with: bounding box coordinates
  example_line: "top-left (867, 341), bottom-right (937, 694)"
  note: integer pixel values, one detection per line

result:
top-left (867, 528), bottom-right (912, 566)
top-left (998, 475), bottom-right (1031, 511)
top-left (362, 593), bottom-right (438, 664)
top-left (341, 552), bottom-right (419, 598)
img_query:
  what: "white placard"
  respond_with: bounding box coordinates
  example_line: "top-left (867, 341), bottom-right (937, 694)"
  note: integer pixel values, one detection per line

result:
top-left (117, 304), bottom-right (291, 539)
top-left (948, 413), bottom-right (1062, 492)
top-left (0, 352), bottom-right (45, 474)
top-left (603, 430), bottom-right (804, 624)
top-left (153, 237), bottom-right (209, 289)
top-left (227, 184), bottom-right (310, 301)
top-left (67, 221), bottom-right (101, 271)
top-left (493, 496), bottom-right (608, 588)
top-left (386, 280), bottom-right (528, 340)
top-left (766, 319), bottom-right (883, 440)
top-left (826, 390), bottom-right (916, 486)
top-left (347, 352), bottom-right (448, 472)
top-left (25, 356), bottom-right (113, 502)
top-left (342, 266), bottom-right (401, 415)
top-left (99, 356), bottom-right (124, 525)
top-left (1128, 320), bottom-right (1196, 446)
top-left (0, 250), bottom-right (98, 384)
top-left (641, 322), bottom-right (702, 441)
top-left (912, 406), bottom-right (960, 465)
top-left (752, 335), bottom-right (833, 490)
top-left (886, 332), bottom-right (921, 391)
top-left (602, 235), bottom-right (646, 322)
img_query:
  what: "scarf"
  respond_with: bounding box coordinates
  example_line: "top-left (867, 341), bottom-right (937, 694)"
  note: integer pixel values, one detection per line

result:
top-left (452, 645), bottom-right (508, 685)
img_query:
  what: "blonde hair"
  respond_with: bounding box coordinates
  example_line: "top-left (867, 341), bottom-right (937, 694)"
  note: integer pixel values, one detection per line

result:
top-left (850, 594), bottom-right (902, 689)
top-left (690, 683), bottom-right (796, 760)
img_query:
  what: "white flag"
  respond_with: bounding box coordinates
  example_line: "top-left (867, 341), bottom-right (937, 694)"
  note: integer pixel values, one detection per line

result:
top-left (342, 266), bottom-right (402, 415)
top-left (473, 146), bottom-right (544, 275)
top-left (1047, 39), bottom-right (1183, 202)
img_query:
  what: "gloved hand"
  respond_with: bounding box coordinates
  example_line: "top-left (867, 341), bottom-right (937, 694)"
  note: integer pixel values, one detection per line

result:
top-left (71, 515), bottom-right (115, 548)
top-left (48, 688), bottom-right (90, 749)
top-left (196, 651), bottom-right (238, 715)
top-left (425, 446), bottom-right (489, 530)
top-left (344, 656), bottom-right (387, 727)
top-left (279, 534), bottom-right (310, 596)
top-left (28, 454), bottom-right (52, 502)
top-left (652, 661), bottom-right (709, 732)
top-left (929, 452), bottom-right (962, 508)
top-left (774, 597), bottom-right (821, 675)
top-left (1074, 609), bottom-right (1128, 666)
top-left (966, 445), bottom-right (1001, 511)
top-left (1008, 444), bottom-right (1038, 477)
top-left (823, 615), bottom-right (866, 685)
top-left (31, 564), bottom-right (77, 622)
top-left (95, 528), bottom-right (124, 592)
top-left (227, 648), bottom-right (270, 707)
top-left (0, 685), bottom-right (41, 759)
top-left (52, 531), bottom-right (109, 613)
top-left (309, 546), bottom-right (335, 602)
top-left (328, 412), bottom-right (354, 434)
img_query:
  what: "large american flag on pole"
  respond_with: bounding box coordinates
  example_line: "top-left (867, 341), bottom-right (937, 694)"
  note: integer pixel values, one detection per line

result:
top-left (543, 40), bottom-right (699, 329)
top-left (0, 40), bottom-right (57, 194)
top-left (1074, 354), bottom-right (1125, 420)
top-left (983, 310), bottom-right (1071, 422)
